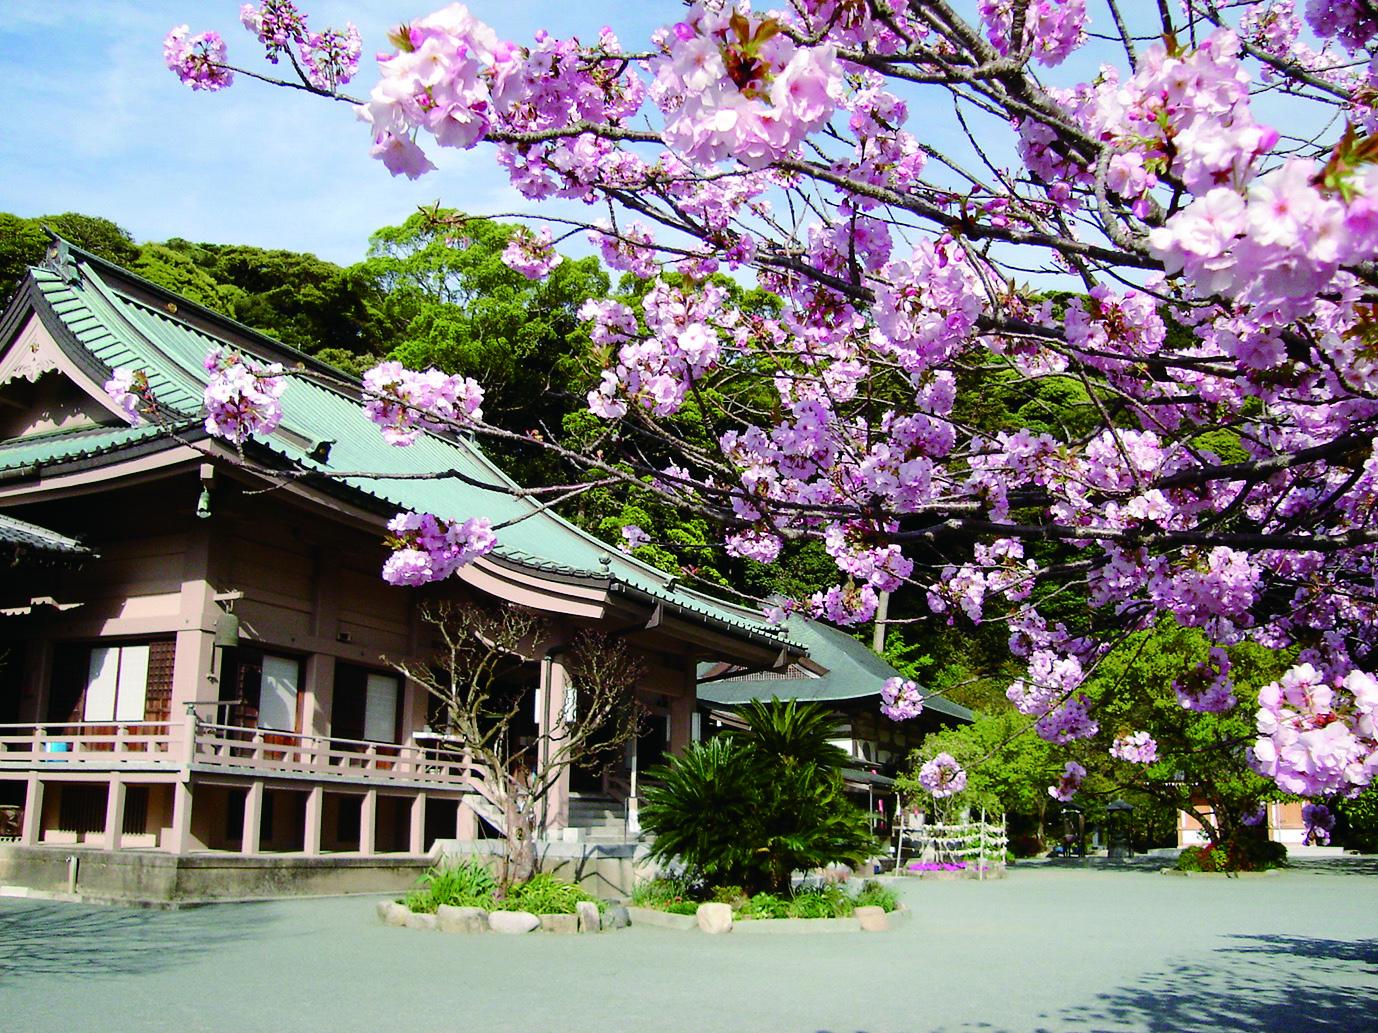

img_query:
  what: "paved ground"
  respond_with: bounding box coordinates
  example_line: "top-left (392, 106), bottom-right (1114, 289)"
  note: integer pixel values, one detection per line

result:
top-left (2, 858), bottom-right (1375, 1033)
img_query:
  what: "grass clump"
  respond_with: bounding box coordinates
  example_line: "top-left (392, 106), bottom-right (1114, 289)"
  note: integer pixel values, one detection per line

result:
top-left (852, 879), bottom-right (900, 912)
top-left (402, 862), bottom-right (601, 915)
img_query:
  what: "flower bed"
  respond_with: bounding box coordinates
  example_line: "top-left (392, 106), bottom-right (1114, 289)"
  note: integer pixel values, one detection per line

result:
top-left (378, 861), bottom-right (623, 934)
top-left (628, 875), bottom-right (903, 925)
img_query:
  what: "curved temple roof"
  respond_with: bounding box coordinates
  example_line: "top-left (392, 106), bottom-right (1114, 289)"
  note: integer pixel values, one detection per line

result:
top-left (698, 613), bottom-right (973, 723)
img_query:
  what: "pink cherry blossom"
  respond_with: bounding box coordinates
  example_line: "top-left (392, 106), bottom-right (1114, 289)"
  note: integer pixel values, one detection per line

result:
top-left (918, 753), bottom-right (967, 798)
top-left (501, 225), bottom-right (563, 280)
top-left (880, 678), bottom-right (925, 722)
top-left (202, 347), bottom-right (286, 444)
top-left (104, 369), bottom-right (149, 425)
top-left (382, 512), bottom-right (495, 585)
top-left (1048, 760), bottom-right (1086, 802)
top-left (1110, 731), bottom-right (1159, 764)
top-left (165, 25), bottom-right (234, 91)
top-left (361, 361), bottom-right (484, 446)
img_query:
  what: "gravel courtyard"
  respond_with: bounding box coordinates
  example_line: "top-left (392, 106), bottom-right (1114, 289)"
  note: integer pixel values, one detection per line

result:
top-left (2, 859), bottom-right (1374, 1033)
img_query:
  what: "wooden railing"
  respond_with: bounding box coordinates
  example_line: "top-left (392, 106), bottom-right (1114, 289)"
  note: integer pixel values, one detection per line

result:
top-left (190, 721), bottom-right (475, 788)
top-left (0, 719), bottom-right (478, 790)
top-left (0, 722), bottom-right (179, 767)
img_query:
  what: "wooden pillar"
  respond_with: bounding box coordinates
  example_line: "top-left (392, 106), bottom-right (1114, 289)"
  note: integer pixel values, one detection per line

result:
top-left (104, 777), bottom-right (127, 851)
top-left (302, 654), bottom-right (334, 740)
top-left (304, 785), bottom-right (324, 856)
top-left (242, 782), bottom-right (264, 854)
top-left (359, 789), bottom-right (377, 856)
top-left (168, 780), bottom-right (194, 855)
top-left (456, 798), bottom-right (478, 841)
top-left (668, 667), bottom-right (695, 755)
top-left (538, 655), bottom-right (571, 832)
top-left (19, 776), bottom-right (44, 845)
top-left (409, 792), bottom-right (427, 854)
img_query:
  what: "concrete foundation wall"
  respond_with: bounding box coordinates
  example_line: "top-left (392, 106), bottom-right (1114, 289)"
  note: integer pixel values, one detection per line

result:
top-left (0, 844), bottom-right (429, 906)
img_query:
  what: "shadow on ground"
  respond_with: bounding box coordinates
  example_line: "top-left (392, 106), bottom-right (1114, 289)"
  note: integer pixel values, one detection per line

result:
top-left (0, 900), bottom-right (273, 978)
top-left (1055, 933), bottom-right (1378, 1032)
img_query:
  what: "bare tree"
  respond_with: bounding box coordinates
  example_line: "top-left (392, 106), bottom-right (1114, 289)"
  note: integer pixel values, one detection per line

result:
top-left (392, 600), bottom-right (645, 890)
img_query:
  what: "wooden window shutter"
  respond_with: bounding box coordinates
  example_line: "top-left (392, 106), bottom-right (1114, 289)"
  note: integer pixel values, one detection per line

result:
top-left (144, 639), bottom-right (175, 723)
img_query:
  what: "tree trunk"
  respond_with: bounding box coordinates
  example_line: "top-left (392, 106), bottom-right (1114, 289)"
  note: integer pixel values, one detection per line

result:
top-left (500, 775), bottom-right (538, 892)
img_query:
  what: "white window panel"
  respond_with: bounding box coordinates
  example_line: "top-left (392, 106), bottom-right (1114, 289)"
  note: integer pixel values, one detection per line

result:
top-left (259, 655), bottom-right (300, 731)
top-left (363, 673), bottom-right (398, 743)
top-left (114, 645), bottom-right (149, 722)
top-left (83, 647), bottom-right (119, 722)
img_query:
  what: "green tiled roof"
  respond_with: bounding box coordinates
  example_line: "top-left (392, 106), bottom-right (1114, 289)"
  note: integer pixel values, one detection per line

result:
top-left (698, 614), bottom-right (973, 722)
top-left (0, 423), bottom-right (169, 472)
top-left (19, 248), bottom-right (793, 649)
top-left (0, 511), bottom-right (92, 556)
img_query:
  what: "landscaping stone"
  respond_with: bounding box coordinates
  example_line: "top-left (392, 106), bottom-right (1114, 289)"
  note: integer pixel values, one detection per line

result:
top-left (855, 906), bottom-right (888, 932)
top-left (600, 905), bottom-right (629, 931)
top-left (488, 910), bottom-right (540, 934)
top-left (696, 902), bottom-right (733, 935)
top-left (576, 901), bottom-right (600, 933)
top-left (378, 901), bottom-right (410, 927)
top-left (404, 912), bottom-right (438, 931)
top-left (540, 913), bottom-right (579, 934)
top-left (625, 905), bottom-right (697, 931)
top-left (436, 905), bottom-right (488, 934)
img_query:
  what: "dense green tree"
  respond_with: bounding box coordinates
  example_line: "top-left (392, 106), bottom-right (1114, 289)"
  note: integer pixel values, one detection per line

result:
top-left (899, 709), bottom-right (1064, 854)
top-left (902, 620), bottom-right (1297, 856)
top-left (640, 699), bottom-right (876, 893)
top-left (0, 212), bottom-right (140, 307)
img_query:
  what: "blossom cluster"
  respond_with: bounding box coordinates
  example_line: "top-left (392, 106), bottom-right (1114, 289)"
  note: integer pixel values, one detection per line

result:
top-left (381, 511), bottom-right (496, 585)
top-left (1109, 731), bottom-right (1158, 765)
top-left (978, 0), bottom-right (1088, 67)
top-left (104, 369), bottom-right (152, 425)
top-left (582, 281), bottom-right (731, 419)
top-left (1301, 802), bottom-right (1335, 846)
top-left (361, 361), bottom-right (484, 446)
top-left (917, 753), bottom-right (967, 798)
top-left (880, 677), bottom-right (925, 722)
top-left (164, 26), bottom-right (234, 91)
top-left (500, 225), bottom-right (563, 280)
top-left (202, 347), bottom-right (287, 444)
top-left (169, 2), bottom-right (358, 95)
top-left (1253, 664), bottom-right (1378, 797)
top-left (1174, 648), bottom-right (1238, 713)
top-left (652, 5), bottom-right (845, 169)
top-left (1006, 650), bottom-right (1100, 745)
top-left (1048, 760), bottom-right (1086, 802)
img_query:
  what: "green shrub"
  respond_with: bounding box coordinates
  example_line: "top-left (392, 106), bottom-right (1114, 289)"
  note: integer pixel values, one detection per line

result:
top-left (664, 900), bottom-right (700, 915)
top-left (640, 700), bottom-right (877, 895)
top-left (496, 873), bottom-right (601, 915)
top-left (1175, 845), bottom-right (1214, 872)
top-left (630, 876), bottom-right (695, 910)
top-left (710, 885), bottom-right (748, 907)
top-left (786, 890), bottom-right (836, 919)
top-left (404, 888), bottom-right (437, 914)
top-left (852, 880), bottom-right (900, 913)
top-left (1176, 838), bottom-right (1288, 873)
top-left (420, 860), bottom-right (497, 908)
top-left (736, 892), bottom-right (789, 920)
top-left (404, 859), bottom-right (499, 913)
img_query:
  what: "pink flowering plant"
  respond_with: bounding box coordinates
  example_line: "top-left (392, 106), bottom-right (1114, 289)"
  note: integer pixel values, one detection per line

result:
top-left (164, 2), bottom-right (1378, 820)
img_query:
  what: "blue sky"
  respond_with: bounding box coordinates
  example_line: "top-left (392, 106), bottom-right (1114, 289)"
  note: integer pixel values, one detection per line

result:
top-left (0, 1), bottom-right (668, 265)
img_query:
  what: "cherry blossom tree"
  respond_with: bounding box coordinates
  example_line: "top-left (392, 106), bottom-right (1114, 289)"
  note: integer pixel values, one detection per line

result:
top-left (140, 1), bottom-right (1378, 816)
